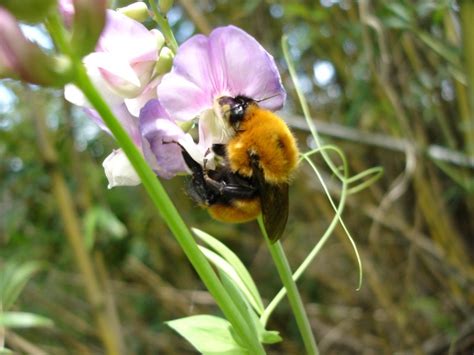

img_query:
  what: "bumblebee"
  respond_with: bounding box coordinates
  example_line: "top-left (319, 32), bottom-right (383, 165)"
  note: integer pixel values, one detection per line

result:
top-left (182, 95), bottom-right (299, 242)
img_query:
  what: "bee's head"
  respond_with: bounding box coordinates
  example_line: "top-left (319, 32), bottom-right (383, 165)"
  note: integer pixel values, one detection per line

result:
top-left (218, 95), bottom-right (255, 129)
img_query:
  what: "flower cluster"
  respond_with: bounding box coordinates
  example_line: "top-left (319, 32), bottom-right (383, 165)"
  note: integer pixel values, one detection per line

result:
top-left (90, 19), bottom-right (285, 188)
top-left (0, 1), bottom-right (286, 188)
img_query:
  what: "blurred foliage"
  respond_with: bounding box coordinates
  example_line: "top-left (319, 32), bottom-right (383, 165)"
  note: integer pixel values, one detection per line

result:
top-left (1, 0), bottom-right (474, 354)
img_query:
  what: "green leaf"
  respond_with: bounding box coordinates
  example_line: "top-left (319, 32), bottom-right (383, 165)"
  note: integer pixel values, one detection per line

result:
top-left (0, 312), bottom-right (54, 328)
top-left (166, 315), bottom-right (247, 354)
top-left (193, 229), bottom-right (264, 314)
top-left (247, 305), bottom-right (282, 345)
top-left (416, 31), bottom-right (461, 68)
top-left (260, 330), bottom-right (282, 344)
top-left (219, 271), bottom-right (282, 346)
top-left (0, 348), bottom-right (14, 355)
top-left (83, 206), bottom-right (127, 249)
top-left (218, 271), bottom-right (258, 343)
top-left (0, 261), bottom-right (44, 311)
top-left (382, 16), bottom-right (411, 30)
top-left (385, 3), bottom-right (413, 23)
top-left (198, 246), bottom-right (263, 315)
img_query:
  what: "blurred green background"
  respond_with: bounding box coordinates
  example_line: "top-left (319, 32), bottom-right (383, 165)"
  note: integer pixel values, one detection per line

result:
top-left (1, 0), bottom-right (473, 354)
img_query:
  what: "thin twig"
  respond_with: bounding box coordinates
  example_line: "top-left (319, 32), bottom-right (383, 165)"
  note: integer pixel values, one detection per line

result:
top-left (4, 330), bottom-right (47, 355)
top-left (284, 114), bottom-right (474, 168)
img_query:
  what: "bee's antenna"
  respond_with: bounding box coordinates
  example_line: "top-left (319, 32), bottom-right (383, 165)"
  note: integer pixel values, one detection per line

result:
top-left (255, 93), bottom-right (280, 103)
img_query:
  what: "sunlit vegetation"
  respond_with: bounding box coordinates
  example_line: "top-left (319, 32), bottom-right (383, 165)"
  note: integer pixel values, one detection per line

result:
top-left (1, 0), bottom-right (473, 353)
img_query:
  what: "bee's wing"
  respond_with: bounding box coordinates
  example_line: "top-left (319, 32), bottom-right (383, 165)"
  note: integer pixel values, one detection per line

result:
top-left (251, 157), bottom-right (289, 243)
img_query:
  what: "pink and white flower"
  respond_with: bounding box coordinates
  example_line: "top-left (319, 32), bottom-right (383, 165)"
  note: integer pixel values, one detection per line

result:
top-left (65, 9), bottom-right (164, 115)
top-left (157, 25), bottom-right (286, 164)
top-left (64, 8), bottom-right (173, 187)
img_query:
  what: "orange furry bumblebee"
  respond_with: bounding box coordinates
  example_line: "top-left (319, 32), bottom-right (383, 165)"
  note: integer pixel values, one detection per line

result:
top-left (181, 96), bottom-right (299, 242)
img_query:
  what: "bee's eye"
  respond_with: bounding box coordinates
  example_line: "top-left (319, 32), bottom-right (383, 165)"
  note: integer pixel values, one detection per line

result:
top-left (231, 105), bottom-right (243, 117)
top-left (229, 105), bottom-right (244, 126)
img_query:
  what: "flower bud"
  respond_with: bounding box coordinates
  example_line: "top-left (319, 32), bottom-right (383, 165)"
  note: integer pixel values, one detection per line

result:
top-left (0, 0), bottom-right (56, 23)
top-left (103, 149), bottom-right (141, 188)
top-left (0, 8), bottom-right (73, 86)
top-left (155, 46), bottom-right (173, 75)
top-left (117, 2), bottom-right (149, 22)
top-left (152, 29), bottom-right (165, 52)
top-left (71, 0), bottom-right (107, 57)
top-left (158, 0), bottom-right (173, 15)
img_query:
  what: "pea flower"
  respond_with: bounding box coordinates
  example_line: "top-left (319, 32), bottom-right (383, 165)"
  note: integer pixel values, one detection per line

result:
top-left (64, 7), bottom-right (175, 187)
top-left (157, 25), bottom-right (286, 164)
top-left (65, 9), bottom-right (165, 116)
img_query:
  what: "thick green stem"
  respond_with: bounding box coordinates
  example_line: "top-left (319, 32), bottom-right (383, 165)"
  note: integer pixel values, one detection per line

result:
top-left (47, 11), bottom-right (263, 352)
top-left (73, 64), bottom-right (264, 354)
top-left (258, 217), bottom-right (319, 355)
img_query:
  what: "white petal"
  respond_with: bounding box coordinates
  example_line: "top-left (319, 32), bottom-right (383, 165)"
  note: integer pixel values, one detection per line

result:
top-left (64, 84), bottom-right (88, 107)
top-left (102, 149), bottom-right (141, 188)
top-left (178, 134), bottom-right (205, 167)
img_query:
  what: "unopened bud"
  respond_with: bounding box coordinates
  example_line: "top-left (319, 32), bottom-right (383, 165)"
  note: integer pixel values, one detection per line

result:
top-left (0, 8), bottom-right (73, 86)
top-left (158, 0), bottom-right (173, 15)
top-left (0, 0), bottom-right (56, 23)
top-left (71, 0), bottom-right (107, 57)
top-left (155, 46), bottom-right (173, 75)
top-left (117, 2), bottom-right (149, 22)
top-left (103, 149), bottom-right (141, 188)
top-left (151, 29), bottom-right (165, 51)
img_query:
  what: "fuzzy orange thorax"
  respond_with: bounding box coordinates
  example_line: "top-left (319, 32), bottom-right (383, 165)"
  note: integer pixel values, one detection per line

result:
top-left (227, 105), bottom-right (299, 184)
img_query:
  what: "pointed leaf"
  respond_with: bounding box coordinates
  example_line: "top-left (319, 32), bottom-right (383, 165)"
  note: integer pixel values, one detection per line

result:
top-left (0, 312), bottom-right (53, 328)
top-left (0, 261), bottom-right (43, 310)
top-left (219, 271), bottom-right (281, 344)
top-left (83, 206), bottom-right (127, 249)
top-left (166, 315), bottom-right (247, 354)
top-left (198, 246), bottom-right (263, 314)
top-left (193, 228), bottom-right (264, 314)
top-left (261, 330), bottom-right (282, 344)
top-left (218, 271), bottom-right (258, 340)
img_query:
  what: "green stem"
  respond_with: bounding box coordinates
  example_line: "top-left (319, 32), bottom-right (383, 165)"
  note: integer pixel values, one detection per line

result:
top-left (261, 38), bottom-right (365, 327)
top-left (261, 157), bottom-right (347, 326)
top-left (73, 64), bottom-right (264, 354)
top-left (47, 11), bottom-right (263, 353)
top-left (149, 0), bottom-right (179, 54)
top-left (282, 36), bottom-right (343, 181)
top-left (258, 217), bottom-right (319, 355)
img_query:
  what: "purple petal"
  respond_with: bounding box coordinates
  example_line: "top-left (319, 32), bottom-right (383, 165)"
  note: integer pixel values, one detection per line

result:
top-left (97, 10), bottom-right (157, 62)
top-left (84, 104), bottom-right (142, 147)
top-left (210, 26), bottom-right (286, 110)
top-left (139, 99), bottom-right (189, 179)
top-left (158, 34), bottom-right (214, 121)
top-left (158, 25), bottom-right (286, 121)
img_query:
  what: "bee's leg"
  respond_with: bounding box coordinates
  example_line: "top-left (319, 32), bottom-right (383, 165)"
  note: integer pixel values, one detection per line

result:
top-left (180, 147), bottom-right (204, 177)
top-left (212, 144), bottom-right (227, 157)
